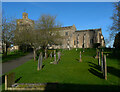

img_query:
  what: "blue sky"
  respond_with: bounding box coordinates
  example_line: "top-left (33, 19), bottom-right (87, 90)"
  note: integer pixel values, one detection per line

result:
top-left (2, 2), bottom-right (114, 46)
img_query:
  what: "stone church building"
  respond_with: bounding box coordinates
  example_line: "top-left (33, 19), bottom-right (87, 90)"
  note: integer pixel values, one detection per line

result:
top-left (58, 25), bottom-right (105, 49)
top-left (17, 12), bottom-right (105, 49)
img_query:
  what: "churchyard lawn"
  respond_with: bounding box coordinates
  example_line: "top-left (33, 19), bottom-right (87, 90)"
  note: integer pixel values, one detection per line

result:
top-left (2, 50), bottom-right (29, 63)
top-left (2, 48), bottom-right (120, 91)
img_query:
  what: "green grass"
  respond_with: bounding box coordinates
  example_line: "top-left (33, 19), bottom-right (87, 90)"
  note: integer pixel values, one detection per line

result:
top-left (2, 50), bottom-right (29, 63)
top-left (2, 48), bottom-right (120, 91)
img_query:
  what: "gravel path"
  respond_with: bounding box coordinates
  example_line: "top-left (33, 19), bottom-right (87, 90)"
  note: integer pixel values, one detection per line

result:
top-left (2, 53), bottom-right (33, 74)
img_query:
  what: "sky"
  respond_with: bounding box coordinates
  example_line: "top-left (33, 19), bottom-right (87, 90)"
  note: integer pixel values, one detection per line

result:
top-left (2, 2), bottom-right (115, 47)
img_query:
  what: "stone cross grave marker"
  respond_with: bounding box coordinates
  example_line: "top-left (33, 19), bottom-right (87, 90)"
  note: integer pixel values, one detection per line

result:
top-left (103, 55), bottom-right (107, 80)
top-left (5, 72), bottom-right (15, 90)
top-left (79, 51), bottom-right (82, 62)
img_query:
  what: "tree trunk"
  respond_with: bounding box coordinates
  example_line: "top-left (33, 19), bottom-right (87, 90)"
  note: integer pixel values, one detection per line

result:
top-left (44, 48), bottom-right (47, 59)
top-left (3, 43), bottom-right (7, 56)
top-left (2, 45), bottom-right (5, 55)
top-left (26, 45), bottom-right (28, 52)
top-left (5, 44), bottom-right (8, 56)
top-left (33, 48), bottom-right (36, 61)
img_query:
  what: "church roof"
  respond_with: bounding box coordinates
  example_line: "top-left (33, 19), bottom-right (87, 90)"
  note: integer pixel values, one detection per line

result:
top-left (60, 26), bottom-right (73, 30)
top-left (75, 28), bottom-right (101, 32)
top-left (60, 24), bottom-right (76, 30)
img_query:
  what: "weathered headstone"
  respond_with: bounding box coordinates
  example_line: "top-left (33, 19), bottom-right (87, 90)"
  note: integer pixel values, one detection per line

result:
top-left (59, 51), bottom-right (61, 60)
top-left (101, 51), bottom-right (104, 72)
top-left (68, 46), bottom-right (70, 50)
top-left (44, 49), bottom-right (47, 59)
top-left (98, 51), bottom-right (100, 66)
top-left (5, 72), bottom-right (15, 90)
top-left (37, 52), bottom-right (42, 70)
top-left (40, 52), bottom-right (43, 70)
top-left (103, 55), bottom-right (107, 80)
top-left (50, 52), bottom-right (52, 58)
top-left (54, 50), bottom-right (57, 64)
top-left (57, 51), bottom-right (61, 63)
top-left (83, 47), bottom-right (85, 52)
top-left (37, 53), bottom-right (40, 71)
top-left (79, 51), bottom-right (82, 62)
top-left (95, 48), bottom-right (98, 59)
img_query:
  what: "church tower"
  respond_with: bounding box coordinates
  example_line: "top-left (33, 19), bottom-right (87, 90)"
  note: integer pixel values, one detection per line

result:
top-left (22, 12), bottom-right (28, 19)
top-left (17, 12), bottom-right (34, 30)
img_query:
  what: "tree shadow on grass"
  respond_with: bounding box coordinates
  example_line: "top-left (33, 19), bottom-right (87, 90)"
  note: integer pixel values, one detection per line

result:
top-left (88, 68), bottom-right (103, 79)
top-left (15, 77), bottom-right (22, 83)
top-left (107, 66), bottom-right (120, 78)
top-left (88, 62), bottom-right (101, 71)
top-left (42, 65), bottom-right (45, 69)
top-left (88, 61), bottom-right (120, 78)
top-left (76, 59), bottom-right (79, 62)
top-left (88, 62), bottom-right (103, 79)
top-left (2, 83), bottom-right (120, 92)
top-left (45, 83), bottom-right (120, 92)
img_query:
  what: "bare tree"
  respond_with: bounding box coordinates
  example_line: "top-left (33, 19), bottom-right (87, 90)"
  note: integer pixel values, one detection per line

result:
top-left (2, 13), bottom-right (16, 56)
top-left (36, 14), bottom-right (62, 50)
top-left (109, 2), bottom-right (120, 39)
top-left (110, 2), bottom-right (120, 48)
top-left (13, 14), bottom-right (63, 61)
top-left (13, 25), bottom-right (39, 61)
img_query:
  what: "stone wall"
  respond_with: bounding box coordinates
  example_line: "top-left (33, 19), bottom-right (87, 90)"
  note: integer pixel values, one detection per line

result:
top-left (5, 73), bottom-right (15, 90)
top-left (58, 27), bottom-right (105, 49)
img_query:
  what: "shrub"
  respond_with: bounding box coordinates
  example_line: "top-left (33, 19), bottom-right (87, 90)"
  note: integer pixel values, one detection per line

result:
top-left (93, 43), bottom-right (101, 48)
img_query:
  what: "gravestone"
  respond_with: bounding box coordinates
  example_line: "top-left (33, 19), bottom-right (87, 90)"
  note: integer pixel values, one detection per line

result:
top-left (37, 53), bottom-right (40, 70)
top-left (44, 49), bottom-right (47, 59)
top-left (98, 51), bottom-right (100, 66)
top-left (101, 51), bottom-right (104, 73)
top-left (40, 52), bottom-right (43, 70)
top-left (103, 55), bottom-right (107, 80)
top-left (54, 50), bottom-right (57, 64)
top-left (79, 51), bottom-right (82, 62)
top-left (68, 46), bottom-right (70, 50)
top-left (50, 52), bottom-right (52, 58)
top-left (5, 72), bottom-right (15, 90)
top-left (57, 51), bottom-right (61, 63)
top-left (95, 48), bottom-right (98, 59)
top-left (83, 48), bottom-right (85, 52)
top-left (37, 52), bottom-right (42, 70)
